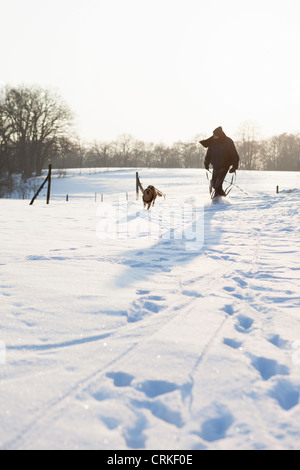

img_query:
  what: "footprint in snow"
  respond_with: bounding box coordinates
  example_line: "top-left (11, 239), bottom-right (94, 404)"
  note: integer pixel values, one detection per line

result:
top-left (269, 379), bottom-right (299, 410)
top-left (135, 379), bottom-right (178, 398)
top-left (222, 304), bottom-right (235, 316)
top-left (267, 334), bottom-right (289, 350)
top-left (101, 415), bottom-right (120, 430)
top-left (127, 292), bottom-right (166, 322)
top-left (235, 315), bottom-right (254, 333)
top-left (223, 285), bottom-right (244, 300)
top-left (1, 290), bottom-right (12, 297)
top-left (123, 413), bottom-right (148, 449)
top-left (107, 373), bottom-right (193, 404)
top-left (232, 276), bottom-right (248, 288)
top-left (224, 286), bottom-right (235, 293)
top-left (223, 338), bottom-right (243, 349)
top-left (200, 413), bottom-right (234, 442)
top-left (131, 398), bottom-right (184, 429)
top-left (133, 379), bottom-right (188, 428)
top-left (92, 372), bottom-right (134, 402)
top-left (193, 405), bottom-right (234, 443)
top-left (182, 290), bottom-right (203, 298)
top-left (104, 374), bottom-right (187, 430)
top-left (249, 354), bottom-right (289, 381)
top-left (106, 371), bottom-right (134, 387)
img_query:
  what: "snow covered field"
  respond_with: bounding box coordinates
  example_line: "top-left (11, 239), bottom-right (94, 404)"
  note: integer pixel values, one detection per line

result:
top-left (0, 168), bottom-right (300, 450)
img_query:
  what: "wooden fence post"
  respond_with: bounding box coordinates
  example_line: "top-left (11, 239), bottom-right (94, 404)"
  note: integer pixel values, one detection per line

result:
top-left (136, 172), bottom-right (139, 200)
top-left (30, 164), bottom-right (52, 205)
top-left (46, 164), bottom-right (51, 204)
top-left (30, 166), bottom-right (49, 205)
top-left (136, 172), bottom-right (143, 200)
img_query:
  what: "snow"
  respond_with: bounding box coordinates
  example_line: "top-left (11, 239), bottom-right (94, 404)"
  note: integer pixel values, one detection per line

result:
top-left (0, 168), bottom-right (300, 450)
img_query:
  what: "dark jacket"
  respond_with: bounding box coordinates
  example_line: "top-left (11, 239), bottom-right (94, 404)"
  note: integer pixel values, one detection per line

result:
top-left (204, 137), bottom-right (240, 170)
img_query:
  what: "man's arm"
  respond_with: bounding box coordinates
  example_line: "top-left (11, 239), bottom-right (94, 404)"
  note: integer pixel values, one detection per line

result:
top-left (228, 139), bottom-right (239, 169)
top-left (204, 147), bottom-right (212, 169)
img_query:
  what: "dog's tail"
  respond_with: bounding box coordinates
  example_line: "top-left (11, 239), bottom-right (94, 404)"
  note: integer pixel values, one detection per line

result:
top-left (155, 188), bottom-right (164, 197)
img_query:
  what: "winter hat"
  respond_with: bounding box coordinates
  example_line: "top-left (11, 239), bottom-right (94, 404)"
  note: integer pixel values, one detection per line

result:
top-left (200, 126), bottom-right (227, 147)
top-left (213, 126), bottom-right (227, 140)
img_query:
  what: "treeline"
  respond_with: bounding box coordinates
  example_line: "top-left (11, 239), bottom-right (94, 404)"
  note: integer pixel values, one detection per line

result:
top-left (235, 123), bottom-right (300, 171)
top-left (55, 136), bottom-right (206, 170)
top-left (54, 131), bottom-right (300, 172)
top-left (1, 85), bottom-right (300, 195)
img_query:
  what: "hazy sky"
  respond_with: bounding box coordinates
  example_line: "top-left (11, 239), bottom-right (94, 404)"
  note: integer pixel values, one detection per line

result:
top-left (1, 0), bottom-right (300, 144)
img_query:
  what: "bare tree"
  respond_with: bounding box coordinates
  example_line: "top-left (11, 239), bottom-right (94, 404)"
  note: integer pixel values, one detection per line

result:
top-left (84, 141), bottom-right (112, 167)
top-left (0, 104), bottom-right (11, 173)
top-left (261, 135), bottom-right (280, 170)
top-left (2, 85), bottom-right (74, 179)
top-left (236, 121), bottom-right (261, 170)
top-left (152, 143), bottom-right (168, 167)
top-left (113, 134), bottom-right (135, 166)
top-left (131, 140), bottom-right (146, 167)
top-left (275, 133), bottom-right (300, 171)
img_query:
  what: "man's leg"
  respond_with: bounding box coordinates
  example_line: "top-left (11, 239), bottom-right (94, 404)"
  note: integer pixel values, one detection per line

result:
top-left (212, 167), bottom-right (229, 195)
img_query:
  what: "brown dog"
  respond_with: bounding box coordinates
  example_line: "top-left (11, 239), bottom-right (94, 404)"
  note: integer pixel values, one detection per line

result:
top-left (142, 185), bottom-right (163, 210)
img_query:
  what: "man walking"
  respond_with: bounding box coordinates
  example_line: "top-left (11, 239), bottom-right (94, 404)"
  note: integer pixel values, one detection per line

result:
top-left (200, 126), bottom-right (240, 197)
